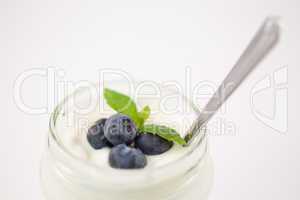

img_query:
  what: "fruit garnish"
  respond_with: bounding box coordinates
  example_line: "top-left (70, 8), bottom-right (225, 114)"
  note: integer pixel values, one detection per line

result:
top-left (135, 133), bottom-right (173, 155)
top-left (104, 88), bottom-right (186, 146)
top-left (104, 88), bottom-right (150, 128)
top-left (104, 114), bottom-right (137, 146)
top-left (86, 88), bottom-right (187, 169)
top-left (87, 118), bottom-right (112, 149)
top-left (109, 144), bottom-right (147, 169)
top-left (140, 124), bottom-right (187, 146)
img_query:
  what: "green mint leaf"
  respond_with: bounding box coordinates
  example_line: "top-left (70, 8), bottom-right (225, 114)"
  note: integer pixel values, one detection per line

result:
top-left (138, 106), bottom-right (151, 121)
top-left (104, 88), bottom-right (142, 127)
top-left (138, 106), bottom-right (151, 127)
top-left (140, 124), bottom-right (187, 146)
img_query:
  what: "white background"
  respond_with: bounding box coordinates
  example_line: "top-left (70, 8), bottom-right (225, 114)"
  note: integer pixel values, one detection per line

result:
top-left (1, 0), bottom-right (299, 199)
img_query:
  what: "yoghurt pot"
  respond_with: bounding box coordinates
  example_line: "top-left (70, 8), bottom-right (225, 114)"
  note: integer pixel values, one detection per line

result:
top-left (40, 83), bottom-right (214, 200)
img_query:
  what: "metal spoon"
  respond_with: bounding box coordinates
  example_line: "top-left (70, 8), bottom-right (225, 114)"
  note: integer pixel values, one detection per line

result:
top-left (184, 17), bottom-right (280, 145)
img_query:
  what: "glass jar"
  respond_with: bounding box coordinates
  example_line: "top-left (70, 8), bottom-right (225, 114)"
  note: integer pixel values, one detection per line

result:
top-left (40, 83), bottom-right (214, 200)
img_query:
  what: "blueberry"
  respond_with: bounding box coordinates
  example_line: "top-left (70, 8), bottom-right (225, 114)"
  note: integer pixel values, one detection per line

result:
top-left (135, 133), bottom-right (173, 155)
top-left (109, 144), bottom-right (147, 169)
top-left (87, 118), bottom-right (112, 149)
top-left (104, 114), bottom-right (137, 146)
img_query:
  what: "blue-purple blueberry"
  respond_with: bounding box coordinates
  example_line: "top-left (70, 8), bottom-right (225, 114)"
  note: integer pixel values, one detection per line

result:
top-left (135, 133), bottom-right (173, 155)
top-left (109, 144), bottom-right (147, 169)
top-left (104, 114), bottom-right (137, 146)
top-left (87, 118), bottom-right (112, 149)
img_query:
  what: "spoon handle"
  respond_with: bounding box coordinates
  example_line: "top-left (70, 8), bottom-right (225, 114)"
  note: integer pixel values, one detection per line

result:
top-left (185, 17), bottom-right (280, 144)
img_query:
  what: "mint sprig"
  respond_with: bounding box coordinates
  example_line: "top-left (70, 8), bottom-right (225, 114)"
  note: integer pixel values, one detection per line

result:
top-left (138, 106), bottom-right (151, 124)
top-left (104, 88), bottom-right (186, 146)
top-left (104, 88), bottom-right (150, 128)
top-left (140, 124), bottom-right (187, 145)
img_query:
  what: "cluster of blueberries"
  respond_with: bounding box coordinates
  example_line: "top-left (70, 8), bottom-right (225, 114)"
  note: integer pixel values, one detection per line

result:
top-left (87, 114), bottom-right (173, 169)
